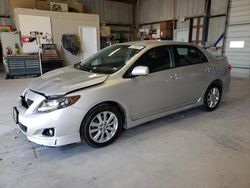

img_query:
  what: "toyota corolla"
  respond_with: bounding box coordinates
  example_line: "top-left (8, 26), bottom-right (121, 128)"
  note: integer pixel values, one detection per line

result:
top-left (13, 41), bottom-right (231, 147)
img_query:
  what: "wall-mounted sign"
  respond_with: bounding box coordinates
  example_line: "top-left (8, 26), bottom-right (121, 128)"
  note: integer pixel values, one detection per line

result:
top-left (178, 17), bottom-right (186, 22)
top-left (50, 2), bottom-right (68, 12)
top-left (229, 41), bottom-right (245, 48)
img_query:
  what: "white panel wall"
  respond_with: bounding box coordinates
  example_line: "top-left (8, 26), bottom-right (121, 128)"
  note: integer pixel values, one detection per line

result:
top-left (176, 20), bottom-right (190, 29)
top-left (174, 20), bottom-right (190, 42)
top-left (14, 8), bottom-right (100, 66)
top-left (225, 0), bottom-right (250, 78)
top-left (228, 0), bottom-right (250, 24)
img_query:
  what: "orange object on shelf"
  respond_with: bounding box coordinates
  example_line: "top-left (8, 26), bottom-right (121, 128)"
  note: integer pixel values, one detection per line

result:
top-left (0, 25), bottom-right (11, 32)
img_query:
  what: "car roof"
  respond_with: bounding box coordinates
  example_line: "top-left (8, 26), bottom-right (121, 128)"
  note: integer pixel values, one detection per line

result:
top-left (119, 40), bottom-right (197, 48)
top-left (118, 40), bottom-right (214, 61)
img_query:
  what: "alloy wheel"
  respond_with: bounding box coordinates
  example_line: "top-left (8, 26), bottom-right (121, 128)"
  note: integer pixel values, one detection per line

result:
top-left (89, 111), bottom-right (119, 143)
top-left (207, 87), bottom-right (220, 109)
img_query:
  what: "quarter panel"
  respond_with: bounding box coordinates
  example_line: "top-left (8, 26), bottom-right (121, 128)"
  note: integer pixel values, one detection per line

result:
top-left (175, 63), bottom-right (213, 104)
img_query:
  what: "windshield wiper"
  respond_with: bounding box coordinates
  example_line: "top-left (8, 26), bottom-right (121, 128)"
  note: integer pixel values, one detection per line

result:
top-left (79, 65), bottom-right (94, 72)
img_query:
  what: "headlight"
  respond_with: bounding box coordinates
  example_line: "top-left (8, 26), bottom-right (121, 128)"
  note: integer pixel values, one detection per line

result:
top-left (37, 95), bottom-right (80, 113)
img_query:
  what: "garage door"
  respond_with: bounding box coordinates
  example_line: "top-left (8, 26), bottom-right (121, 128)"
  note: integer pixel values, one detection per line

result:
top-left (224, 0), bottom-right (250, 78)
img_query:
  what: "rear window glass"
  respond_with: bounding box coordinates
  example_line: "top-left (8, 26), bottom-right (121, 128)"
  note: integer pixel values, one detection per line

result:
top-left (173, 46), bottom-right (208, 67)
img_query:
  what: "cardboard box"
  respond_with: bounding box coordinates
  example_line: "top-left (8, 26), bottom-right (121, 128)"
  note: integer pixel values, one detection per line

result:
top-left (36, 0), bottom-right (50, 10)
top-left (0, 25), bottom-right (11, 32)
top-left (9, 0), bottom-right (37, 12)
top-left (36, 0), bottom-right (84, 13)
top-left (160, 29), bottom-right (173, 39)
top-left (100, 26), bottom-right (111, 37)
top-left (160, 21), bottom-right (173, 30)
top-left (68, 2), bottom-right (84, 13)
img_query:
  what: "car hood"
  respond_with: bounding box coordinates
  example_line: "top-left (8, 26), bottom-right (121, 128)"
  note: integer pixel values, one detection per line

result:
top-left (28, 66), bottom-right (109, 96)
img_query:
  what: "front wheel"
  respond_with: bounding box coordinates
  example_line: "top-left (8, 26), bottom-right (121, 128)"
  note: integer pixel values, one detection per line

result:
top-left (204, 85), bottom-right (222, 111)
top-left (81, 104), bottom-right (123, 148)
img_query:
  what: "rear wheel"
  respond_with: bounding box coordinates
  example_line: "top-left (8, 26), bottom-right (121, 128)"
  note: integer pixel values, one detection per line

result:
top-left (81, 104), bottom-right (123, 148)
top-left (204, 85), bottom-right (222, 111)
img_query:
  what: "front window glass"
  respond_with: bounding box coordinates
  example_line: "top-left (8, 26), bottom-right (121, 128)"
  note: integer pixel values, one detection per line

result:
top-left (133, 46), bottom-right (172, 73)
top-left (76, 45), bottom-right (144, 74)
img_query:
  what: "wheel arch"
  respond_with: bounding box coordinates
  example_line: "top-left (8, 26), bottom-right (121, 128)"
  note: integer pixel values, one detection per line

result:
top-left (80, 101), bottom-right (128, 135)
top-left (97, 101), bottom-right (127, 127)
top-left (203, 79), bottom-right (223, 103)
top-left (203, 79), bottom-right (223, 111)
top-left (208, 79), bottom-right (223, 92)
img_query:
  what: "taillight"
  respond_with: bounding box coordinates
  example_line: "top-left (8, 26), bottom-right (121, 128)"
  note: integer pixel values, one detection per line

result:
top-left (227, 64), bottom-right (232, 71)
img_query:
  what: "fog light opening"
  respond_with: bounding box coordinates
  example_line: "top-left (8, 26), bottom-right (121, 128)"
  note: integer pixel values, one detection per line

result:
top-left (42, 128), bottom-right (55, 137)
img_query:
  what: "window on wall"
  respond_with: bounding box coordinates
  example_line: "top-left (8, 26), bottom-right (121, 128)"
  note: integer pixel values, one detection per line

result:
top-left (134, 46), bottom-right (173, 73)
top-left (229, 41), bottom-right (245, 48)
top-left (173, 46), bottom-right (208, 67)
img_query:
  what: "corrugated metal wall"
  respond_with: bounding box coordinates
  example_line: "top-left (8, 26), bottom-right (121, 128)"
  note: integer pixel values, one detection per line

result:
top-left (138, 0), bottom-right (207, 24)
top-left (81, 0), bottom-right (134, 25)
top-left (0, 0), bottom-right (134, 25)
top-left (0, 0), bottom-right (8, 15)
top-left (176, 0), bottom-right (206, 18)
top-left (210, 0), bottom-right (228, 15)
top-left (224, 0), bottom-right (250, 78)
top-left (139, 0), bottom-right (174, 24)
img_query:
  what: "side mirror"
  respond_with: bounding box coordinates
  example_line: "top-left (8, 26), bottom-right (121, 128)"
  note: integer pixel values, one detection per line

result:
top-left (131, 66), bottom-right (149, 77)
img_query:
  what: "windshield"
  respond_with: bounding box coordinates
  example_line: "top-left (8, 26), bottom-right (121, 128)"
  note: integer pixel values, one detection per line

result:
top-left (76, 45), bottom-right (144, 74)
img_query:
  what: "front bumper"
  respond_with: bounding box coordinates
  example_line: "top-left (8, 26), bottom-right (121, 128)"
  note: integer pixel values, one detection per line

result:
top-left (14, 90), bottom-right (87, 147)
top-left (26, 133), bottom-right (81, 147)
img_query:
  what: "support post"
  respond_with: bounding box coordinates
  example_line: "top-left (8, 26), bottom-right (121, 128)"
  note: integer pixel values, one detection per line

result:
top-left (202, 0), bottom-right (212, 46)
top-left (188, 18), bottom-right (193, 43)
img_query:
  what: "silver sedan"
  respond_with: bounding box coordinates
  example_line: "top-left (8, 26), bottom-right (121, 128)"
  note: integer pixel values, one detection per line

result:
top-left (13, 41), bottom-right (231, 147)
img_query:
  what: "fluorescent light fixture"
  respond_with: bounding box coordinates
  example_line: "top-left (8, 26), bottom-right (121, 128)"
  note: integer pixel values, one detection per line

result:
top-left (230, 41), bottom-right (245, 48)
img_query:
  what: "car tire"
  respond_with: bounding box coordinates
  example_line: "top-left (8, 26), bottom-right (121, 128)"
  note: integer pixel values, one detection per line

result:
top-left (80, 104), bottom-right (123, 148)
top-left (204, 85), bottom-right (222, 111)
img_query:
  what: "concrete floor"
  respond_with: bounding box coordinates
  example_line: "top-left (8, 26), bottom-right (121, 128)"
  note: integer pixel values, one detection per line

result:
top-left (0, 72), bottom-right (250, 188)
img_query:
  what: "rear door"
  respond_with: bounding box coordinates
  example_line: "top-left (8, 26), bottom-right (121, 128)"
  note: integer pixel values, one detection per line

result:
top-left (171, 45), bottom-right (212, 105)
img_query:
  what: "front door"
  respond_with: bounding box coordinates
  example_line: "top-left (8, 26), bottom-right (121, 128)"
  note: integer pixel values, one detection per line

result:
top-left (127, 45), bottom-right (180, 120)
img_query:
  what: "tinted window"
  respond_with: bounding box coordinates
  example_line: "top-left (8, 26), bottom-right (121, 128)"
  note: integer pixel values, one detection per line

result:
top-left (173, 46), bottom-right (208, 67)
top-left (133, 46), bottom-right (172, 73)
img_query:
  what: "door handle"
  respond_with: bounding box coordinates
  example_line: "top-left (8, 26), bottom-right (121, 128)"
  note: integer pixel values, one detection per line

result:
top-left (205, 67), bottom-right (211, 72)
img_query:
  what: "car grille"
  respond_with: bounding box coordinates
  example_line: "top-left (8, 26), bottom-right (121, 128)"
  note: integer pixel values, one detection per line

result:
top-left (18, 123), bottom-right (27, 133)
top-left (21, 95), bottom-right (33, 109)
